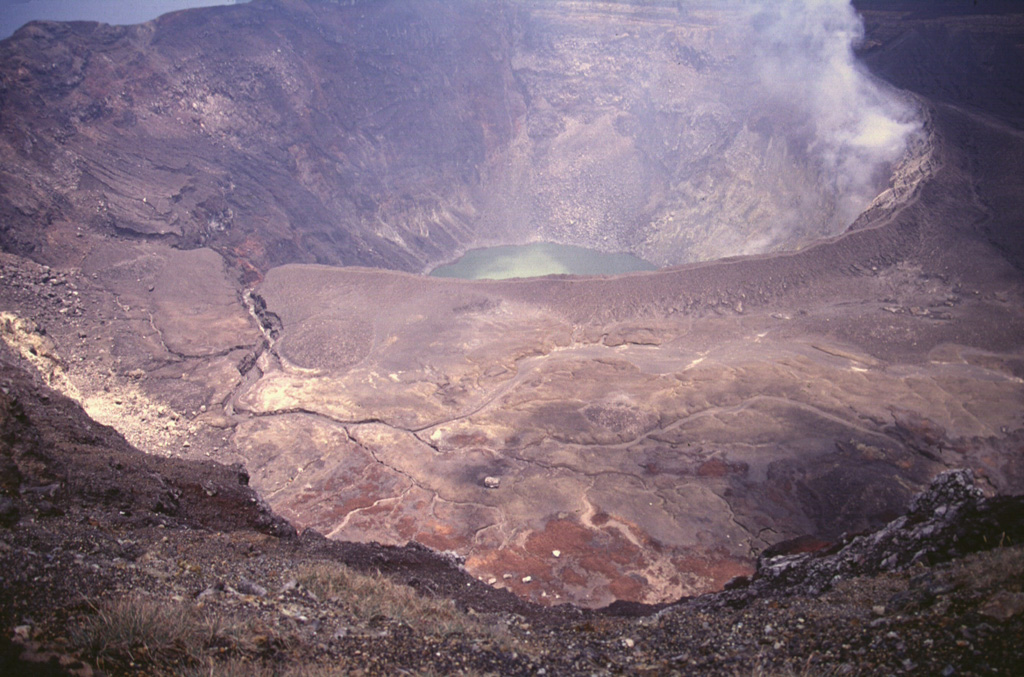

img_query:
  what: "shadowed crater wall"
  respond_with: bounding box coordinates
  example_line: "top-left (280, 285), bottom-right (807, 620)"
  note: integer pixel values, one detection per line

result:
top-left (0, 0), bottom-right (922, 277)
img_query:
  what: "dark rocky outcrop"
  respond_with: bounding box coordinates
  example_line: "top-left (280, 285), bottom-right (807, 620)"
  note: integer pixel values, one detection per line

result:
top-left (0, 7), bottom-right (1021, 674)
top-left (725, 469), bottom-right (1024, 599)
top-left (0, 340), bottom-right (294, 538)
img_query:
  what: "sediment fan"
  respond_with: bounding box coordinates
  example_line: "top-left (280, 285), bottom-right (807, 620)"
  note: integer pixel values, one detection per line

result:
top-left (0, 0), bottom-right (1021, 608)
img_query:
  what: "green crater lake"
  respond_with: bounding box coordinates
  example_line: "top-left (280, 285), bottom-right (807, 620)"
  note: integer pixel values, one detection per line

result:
top-left (429, 242), bottom-right (657, 280)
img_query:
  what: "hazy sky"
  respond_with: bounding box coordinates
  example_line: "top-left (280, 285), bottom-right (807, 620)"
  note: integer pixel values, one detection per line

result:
top-left (0, 0), bottom-right (243, 40)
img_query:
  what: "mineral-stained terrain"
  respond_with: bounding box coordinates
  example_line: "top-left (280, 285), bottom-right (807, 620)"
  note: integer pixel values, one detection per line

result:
top-left (1, 0), bottom-right (1024, 672)
top-left (0, 345), bottom-right (1021, 675)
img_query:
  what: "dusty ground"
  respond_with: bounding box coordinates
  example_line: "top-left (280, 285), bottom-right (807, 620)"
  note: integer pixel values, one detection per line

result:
top-left (1, 347), bottom-right (1022, 676)
top-left (206, 96), bottom-right (1024, 606)
top-left (0, 1), bottom-right (1021, 667)
top-left (1, 89), bottom-right (1023, 609)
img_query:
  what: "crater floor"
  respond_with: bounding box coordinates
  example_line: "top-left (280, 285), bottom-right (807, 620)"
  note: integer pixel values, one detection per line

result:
top-left (232, 223), bottom-right (1024, 606)
top-left (0, 0), bottom-right (1023, 610)
top-left (1, 99), bottom-right (1022, 608)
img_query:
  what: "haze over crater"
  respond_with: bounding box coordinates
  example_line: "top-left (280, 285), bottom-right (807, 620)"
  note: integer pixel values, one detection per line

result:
top-left (0, 0), bottom-right (922, 276)
top-left (2, 0), bottom-right (1020, 610)
top-left (0, 0), bottom-right (243, 41)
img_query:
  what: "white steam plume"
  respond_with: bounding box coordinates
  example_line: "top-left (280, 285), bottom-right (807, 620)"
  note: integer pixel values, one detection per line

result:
top-left (743, 0), bottom-right (922, 226)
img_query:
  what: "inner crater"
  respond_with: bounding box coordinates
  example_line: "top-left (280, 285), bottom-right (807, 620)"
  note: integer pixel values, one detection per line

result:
top-left (422, 1), bottom-right (926, 274)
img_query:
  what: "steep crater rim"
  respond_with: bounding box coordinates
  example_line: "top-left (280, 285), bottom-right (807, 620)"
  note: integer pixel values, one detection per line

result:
top-left (0, 0), bottom-right (932, 279)
top-left (418, 121), bottom-right (935, 282)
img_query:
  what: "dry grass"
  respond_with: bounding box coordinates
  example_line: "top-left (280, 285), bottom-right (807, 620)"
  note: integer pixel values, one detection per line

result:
top-left (296, 562), bottom-right (497, 638)
top-left (186, 659), bottom-right (345, 677)
top-left (70, 595), bottom-right (256, 673)
top-left (188, 659), bottom-right (482, 677)
top-left (66, 565), bottom-right (512, 675)
top-left (947, 544), bottom-right (1024, 591)
top-left (743, 658), bottom-right (849, 677)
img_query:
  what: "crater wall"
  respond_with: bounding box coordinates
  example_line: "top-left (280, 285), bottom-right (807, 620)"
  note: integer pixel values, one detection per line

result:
top-left (0, 0), bottom-right (922, 276)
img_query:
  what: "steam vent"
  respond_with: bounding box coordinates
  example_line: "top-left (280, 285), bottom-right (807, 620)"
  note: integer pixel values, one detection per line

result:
top-left (2, 0), bottom-right (1024, 674)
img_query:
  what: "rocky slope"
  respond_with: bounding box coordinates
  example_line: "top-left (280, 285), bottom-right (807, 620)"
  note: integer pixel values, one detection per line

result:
top-left (1, 344), bottom-right (1022, 675)
top-left (0, 0), bottom-right (1022, 610)
top-left (224, 95), bottom-right (1024, 605)
top-left (0, 0), bottom-right (1022, 658)
top-left (0, 0), bottom-right (522, 275)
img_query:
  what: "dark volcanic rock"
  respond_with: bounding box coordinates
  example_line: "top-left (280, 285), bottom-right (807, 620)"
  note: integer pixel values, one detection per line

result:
top-left (0, 497), bottom-right (18, 527)
top-left (857, 1), bottom-right (1024, 127)
top-left (0, 0), bottom-right (1022, 617)
top-left (0, 341), bottom-right (293, 537)
top-left (1, 351), bottom-right (1021, 675)
top-left (738, 469), bottom-right (1024, 599)
top-left (0, 0), bottom-right (522, 275)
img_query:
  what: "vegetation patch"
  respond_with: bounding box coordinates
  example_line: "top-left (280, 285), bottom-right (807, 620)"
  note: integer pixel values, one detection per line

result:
top-left (70, 595), bottom-right (254, 674)
top-left (297, 562), bottom-right (499, 638)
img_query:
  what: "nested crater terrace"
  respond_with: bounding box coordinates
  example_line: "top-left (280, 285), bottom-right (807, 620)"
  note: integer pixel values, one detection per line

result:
top-left (0, 0), bottom-right (1022, 610)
